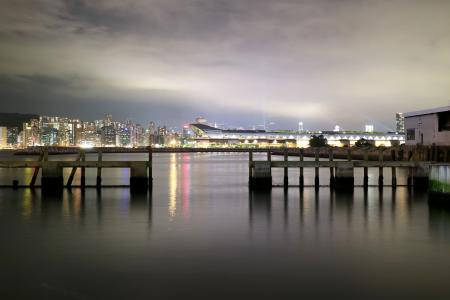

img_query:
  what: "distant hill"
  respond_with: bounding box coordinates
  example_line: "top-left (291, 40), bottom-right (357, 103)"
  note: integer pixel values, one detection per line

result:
top-left (0, 113), bottom-right (39, 129)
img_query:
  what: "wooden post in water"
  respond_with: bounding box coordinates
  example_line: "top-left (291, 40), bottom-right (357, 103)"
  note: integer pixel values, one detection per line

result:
top-left (96, 150), bottom-right (102, 188)
top-left (363, 148), bottom-right (369, 188)
top-left (248, 149), bottom-right (253, 188)
top-left (148, 146), bottom-right (153, 189)
top-left (407, 166), bottom-right (414, 188)
top-left (299, 148), bottom-right (304, 188)
top-left (267, 148), bottom-right (271, 162)
top-left (43, 147), bottom-right (49, 162)
top-left (30, 149), bottom-right (45, 187)
top-left (314, 148), bottom-right (319, 189)
top-left (378, 148), bottom-right (384, 188)
top-left (67, 151), bottom-right (82, 187)
top-left (391, 148), bottom-right (397, 188)
top-left (329, 148), bottom-right (335, 188)
top-left (284, 147), bottom-right (289, 189)
top-left (40, 147), bottom-right (63, 192)
top-left (80, 150), bottom-right (86, 189)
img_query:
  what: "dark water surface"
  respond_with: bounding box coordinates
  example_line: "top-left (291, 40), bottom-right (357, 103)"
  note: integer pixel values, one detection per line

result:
top-left (1, 153), bottom-right (450, 299)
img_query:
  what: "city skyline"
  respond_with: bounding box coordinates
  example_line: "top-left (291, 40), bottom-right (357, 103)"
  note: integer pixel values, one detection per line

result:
top-left (0, 110), bottom-right (406, 149)
top-left (1, 0), bottom-right (450, 129)
top-left (0, 110), bottom-right (403, 132)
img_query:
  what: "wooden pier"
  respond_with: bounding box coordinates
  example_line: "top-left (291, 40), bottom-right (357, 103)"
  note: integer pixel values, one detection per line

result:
top-left (1, 146), bottom-right (449, 199)
top-left (0, 147), bottom-right (153, 191)
top-left (249, 147), bottom-right (440, 190)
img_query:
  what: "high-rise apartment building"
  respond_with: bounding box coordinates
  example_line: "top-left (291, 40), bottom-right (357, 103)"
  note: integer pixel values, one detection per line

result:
top-left (101, 125), bottom-right (116, 146)
top-left (7, 127), bottom-right (18, 146)
top-left (22, 119), bottom-right (39, 147)
top-left (396, 113), bottom-right (405, 133)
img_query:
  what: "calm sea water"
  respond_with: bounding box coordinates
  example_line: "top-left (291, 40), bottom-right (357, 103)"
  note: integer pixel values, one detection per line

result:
top-left (1, 153), bottom-right (450, 299)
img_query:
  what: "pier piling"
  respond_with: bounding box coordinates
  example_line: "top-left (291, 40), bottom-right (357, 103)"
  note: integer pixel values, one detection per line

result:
top-left (391, 149), bottom-right (397, 188)
top-left (148, 146), bottom-right (153, 189)
top-left (80, 150), bottom-right (86, 189)
top-left (130, 162), bottom-right (149, 191)
top-left (335, 162), bottom-right (354, 190)
top-left (363, 149), bottom-right (369, 188)
top-left (315, 148), bottom-right (320, 188)
top-left (284, 148), bottom-right (289, 189)
top-left (96, 150), bottom-right (102, 188)
top-left (329, 148), bottom-right (335, 188)
top-left (41, 162), bottom-right (63, 192)
top-left (249, 150), bottom-right (253, 188)
top-left (299, 148), bottom-right (304, 188)
top-left (378, 148), bottom-right (384, 188)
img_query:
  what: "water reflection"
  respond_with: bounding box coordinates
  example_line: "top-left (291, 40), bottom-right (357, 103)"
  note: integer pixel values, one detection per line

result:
top-left (8, 188), bottom-right (153, 231)
top-left (245, 187), bottom-right (446, 242)
top-left (169, 153), bottom-right (177, 218)
top-left (8, 186), bottom-right (446, 242)
top-left (181, 153), bottom-right (191, 218)
top-left (249, 190), bottom-right (272, 223)
top-left (1, 153), bottom-right (450, 298)
top-left (429, 200), bottom-right (450, 241)
top-left (21, 189), bottom-right (35, 219)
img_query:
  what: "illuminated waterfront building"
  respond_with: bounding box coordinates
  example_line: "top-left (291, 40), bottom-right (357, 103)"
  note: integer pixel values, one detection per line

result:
top-left (190, 123), bottom-right (405, 148)
top-left (40, 126), bottom-right (58, 146)
top-left (101, 125), bottom-right (116, 146)
top-left (77, 122), bottom-right (100, 147)
top-left (156, 126), bottom-right (168, 145)
top-left (119, 127), bottom-right (132, 147)
top-left (37, 116), bottom-right (79, 146)
top-left (22, 119), bottom-right (39, 147)
top-left (134, 124), bottom-right (146, 146)
top-left (7, 127), bottom-right (18, 147)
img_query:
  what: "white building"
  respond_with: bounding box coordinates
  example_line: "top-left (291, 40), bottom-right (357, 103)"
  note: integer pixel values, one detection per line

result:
top-left (404, 106), bottom-right (450, 146)
top-left (365, 125), bottom-right (374, 133)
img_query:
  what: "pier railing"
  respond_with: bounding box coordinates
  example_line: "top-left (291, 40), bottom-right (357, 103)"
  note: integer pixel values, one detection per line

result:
top-left (1, 146), bottom-right (449, 197)
top-left (249, 147), bottom-right (447, 190)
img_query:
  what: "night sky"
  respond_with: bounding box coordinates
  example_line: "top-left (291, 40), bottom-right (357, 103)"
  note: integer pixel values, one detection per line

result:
top-left (1, 0), bottom-right (449, 130)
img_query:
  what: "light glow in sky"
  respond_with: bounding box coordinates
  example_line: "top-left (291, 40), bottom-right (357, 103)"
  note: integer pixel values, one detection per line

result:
top-left (1, 0), bottom-right (450, 130)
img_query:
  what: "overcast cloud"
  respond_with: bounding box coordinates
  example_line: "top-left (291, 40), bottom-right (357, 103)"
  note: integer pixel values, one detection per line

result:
top-left (1, 0), bottom-right (449, 130)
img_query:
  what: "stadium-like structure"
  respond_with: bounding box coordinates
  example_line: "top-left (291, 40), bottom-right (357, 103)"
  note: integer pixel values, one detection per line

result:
top-left (190, 123), bottom-right (405, 147)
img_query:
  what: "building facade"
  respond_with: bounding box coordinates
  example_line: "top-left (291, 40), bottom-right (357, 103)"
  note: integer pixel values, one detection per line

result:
top-left (404, 106), bottom-right (450, 146)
